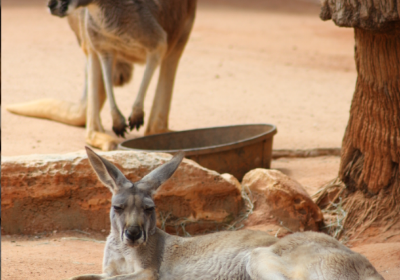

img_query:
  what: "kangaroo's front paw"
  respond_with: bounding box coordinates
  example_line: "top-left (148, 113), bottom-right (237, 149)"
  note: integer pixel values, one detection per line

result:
top-left (112, 124), bottom-right (128, 138)
top-left (112, 112), bottom-right (128, 138)
top-left (112, 118), bottom-right (128, 138)
top-left (48, 0), bottom-right (75, 17)
top-left (129, 110), bottom-right (144, 131)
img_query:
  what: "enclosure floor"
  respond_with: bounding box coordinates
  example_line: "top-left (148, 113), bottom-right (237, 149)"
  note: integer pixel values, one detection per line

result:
top-left (2, 0), bottom-right (356, 156)
top-left (2, 230), bottom-right (399, 280)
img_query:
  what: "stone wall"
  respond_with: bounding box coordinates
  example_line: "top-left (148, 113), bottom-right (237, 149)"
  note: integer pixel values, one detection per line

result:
top-left (1, 151), bottom-right (243, 235)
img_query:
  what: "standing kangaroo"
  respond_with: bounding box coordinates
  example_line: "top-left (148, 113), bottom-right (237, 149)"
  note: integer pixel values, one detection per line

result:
top-left (75, 147), bottom-right (384, 280)
top-left (7, 0), bottom-right (197, 151)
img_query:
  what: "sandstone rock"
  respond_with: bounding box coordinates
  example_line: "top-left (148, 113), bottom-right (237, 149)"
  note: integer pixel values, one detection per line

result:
top-left (1, 151), bottom-right (243, 235)
top-left (242, 169), bottom-right (323, 232)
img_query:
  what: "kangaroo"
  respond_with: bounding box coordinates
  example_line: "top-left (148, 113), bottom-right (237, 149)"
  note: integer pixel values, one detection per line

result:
top-left (7, 0), bottom-right (197, 151)
top-left (73, 147), bottom-right (384, 280)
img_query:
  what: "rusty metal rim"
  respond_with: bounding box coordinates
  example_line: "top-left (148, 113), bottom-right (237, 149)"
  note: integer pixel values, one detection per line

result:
top-left (119, 123), bottom-right (277, 156)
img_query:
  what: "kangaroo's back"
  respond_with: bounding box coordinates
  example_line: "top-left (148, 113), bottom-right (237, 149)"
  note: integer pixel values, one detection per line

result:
top-left (158, 229), bottom-right (277, 279)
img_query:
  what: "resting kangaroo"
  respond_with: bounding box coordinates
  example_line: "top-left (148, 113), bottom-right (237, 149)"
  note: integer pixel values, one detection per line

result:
top-left (7, 0), bottom-right (196, 151)
top-left (75, 147), bottom-right (384, 280)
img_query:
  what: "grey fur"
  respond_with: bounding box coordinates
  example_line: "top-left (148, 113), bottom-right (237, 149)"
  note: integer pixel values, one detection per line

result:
top-left (66, 148), bottom-right (385, 280)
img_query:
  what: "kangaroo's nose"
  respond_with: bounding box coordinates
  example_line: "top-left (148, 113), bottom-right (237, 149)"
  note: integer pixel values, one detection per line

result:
top-left (48, 0), bottom-right (58, 9)
top-left (125, 226), bottom-right (142, 241)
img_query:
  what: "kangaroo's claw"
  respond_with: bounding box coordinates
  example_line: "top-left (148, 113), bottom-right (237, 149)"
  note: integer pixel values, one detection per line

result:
top-left (129, 117), bottom-right (144, 131)
top-left (112, 123), bottom-right (128, 138)
top-left (129, 110), bottom-right (144, 131)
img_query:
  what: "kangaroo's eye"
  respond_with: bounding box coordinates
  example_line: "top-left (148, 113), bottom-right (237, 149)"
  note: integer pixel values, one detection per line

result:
top-left (113, 205), bottom-right (124, 212)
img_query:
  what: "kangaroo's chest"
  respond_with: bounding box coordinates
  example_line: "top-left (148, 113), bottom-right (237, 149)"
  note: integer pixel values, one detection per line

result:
top-left (83, 8), bottom-right (149, 64)
top-left (103, 237), bottom-right (142, 276)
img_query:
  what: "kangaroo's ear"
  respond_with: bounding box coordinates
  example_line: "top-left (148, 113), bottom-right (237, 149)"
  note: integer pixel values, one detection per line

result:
top-left (136, 152), bottom-right (184, 195)
top-left (85, 146), bottom-right (131, 193)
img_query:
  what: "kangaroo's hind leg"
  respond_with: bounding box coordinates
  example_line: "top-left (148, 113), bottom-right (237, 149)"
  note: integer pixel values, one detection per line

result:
top-left (85, 51), bottom-right (117, 151)
top-left (246, 247), bottom-right (290, 280)
top-left (144, 16), bottom-right (195, 135)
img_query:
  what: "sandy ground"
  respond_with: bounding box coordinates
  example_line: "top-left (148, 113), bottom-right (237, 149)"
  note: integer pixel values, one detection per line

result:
top-left (2, 0), bottom-right (399, 279)
top-left (2, 0), bottom-right (356, 156)
top-left (2, 231), bottom-right (400, 280)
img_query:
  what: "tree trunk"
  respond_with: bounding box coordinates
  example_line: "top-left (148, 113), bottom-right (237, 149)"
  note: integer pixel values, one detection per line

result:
top-left (340, 28), bottom-right (400, 194)
top-left (315, 27), bottom-right (400, 240)
top-left (320, 0), bottom-right (400, 30)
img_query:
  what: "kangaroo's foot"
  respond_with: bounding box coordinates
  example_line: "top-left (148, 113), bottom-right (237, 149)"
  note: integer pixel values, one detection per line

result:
top-left (129, 109), bottom-right (144, 131)
top-left (111, 111), bottom-right (128, 138)
top-left (144, 126), bottom-right (174, 136)
top-left (86, 131), bottom-right (118, 151)
top-left (65, 273), bottom-right (106, 280)
top-left (6, 98), bottom-right (86, 126)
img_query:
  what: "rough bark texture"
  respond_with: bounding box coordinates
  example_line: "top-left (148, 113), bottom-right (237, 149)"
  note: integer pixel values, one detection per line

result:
top-left (340, 28), bottom-right (400, 194)
top-left (320, 0), bottom-right (400, 30)
top-left (317, 0), bottom-right (400, 240)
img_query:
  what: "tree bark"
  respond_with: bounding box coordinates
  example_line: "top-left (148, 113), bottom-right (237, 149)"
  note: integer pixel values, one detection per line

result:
top-left (340, 28), bottom-right (400, 195)
top-left (320, 0), bottom-right (400, 30)
top-left (316, 0), bottom-right (400, 240)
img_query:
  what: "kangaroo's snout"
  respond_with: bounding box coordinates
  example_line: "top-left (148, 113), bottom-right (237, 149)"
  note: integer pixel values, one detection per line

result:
top-left (125, 226), bottom-right (142, 242)
top-left (48, 0), bottom-right (58, 10)
top-left (47, 0), bottom-right (69, 17)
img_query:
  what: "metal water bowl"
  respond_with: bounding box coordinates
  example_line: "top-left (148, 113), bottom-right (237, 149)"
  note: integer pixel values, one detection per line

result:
top-left (119, 124), bottom-right (277, 180)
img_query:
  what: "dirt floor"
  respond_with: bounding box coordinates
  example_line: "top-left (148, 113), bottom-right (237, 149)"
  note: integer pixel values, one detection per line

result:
top-left (2, 0), bottom-right (357, 156)
top-left (2, 231), bottom-right (400, 280)
top-left (2, 0), bottom-right (399, 279)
